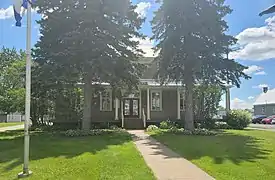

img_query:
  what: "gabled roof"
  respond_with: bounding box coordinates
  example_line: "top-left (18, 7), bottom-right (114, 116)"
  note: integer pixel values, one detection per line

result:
top-left (254, 88), bottom-right (275, 105)
top-left (138, 57), bottom-right (155, 64)
top-left (140, 79), bottom-right (183, 87)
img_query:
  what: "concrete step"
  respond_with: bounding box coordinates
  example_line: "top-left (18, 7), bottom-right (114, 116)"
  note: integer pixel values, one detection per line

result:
top-left (124, 118), bottom-right (144, 130)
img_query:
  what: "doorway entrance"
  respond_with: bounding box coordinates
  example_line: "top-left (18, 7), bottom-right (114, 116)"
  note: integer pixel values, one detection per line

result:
top-left (123, 98), bottom-right (139, 118)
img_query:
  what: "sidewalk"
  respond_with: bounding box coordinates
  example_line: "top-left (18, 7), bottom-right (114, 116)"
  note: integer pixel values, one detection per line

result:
top-left (128, 130), bottom-right (215, 180)
top-left (248, 124), bottom-right (275, 132)
top-left (0, 124), bottom-right (24, 132)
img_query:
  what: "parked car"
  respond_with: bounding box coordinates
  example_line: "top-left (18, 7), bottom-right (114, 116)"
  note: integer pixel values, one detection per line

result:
top-left (261, 115), bottom-right (275, 124)
top-left (252, 115), bottom-right (267, 124)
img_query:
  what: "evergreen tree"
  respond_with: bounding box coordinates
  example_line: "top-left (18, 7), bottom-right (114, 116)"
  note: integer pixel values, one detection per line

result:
top-left (151, 0), bottom-right (250, 130)
top-left (33, 0), bottom-right (145, 129)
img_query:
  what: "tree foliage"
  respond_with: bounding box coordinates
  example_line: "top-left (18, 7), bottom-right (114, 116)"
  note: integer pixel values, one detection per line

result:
top-left (0, 47), bottom-right (26, 114)
top-left (34, 0), bottom-right (145, 87)
top-left (151, 0), bottom-right (250, 130)
top-left (32, 0), bottom-right (146, 128)
top-left (193, 85), bottom-right (223, 121)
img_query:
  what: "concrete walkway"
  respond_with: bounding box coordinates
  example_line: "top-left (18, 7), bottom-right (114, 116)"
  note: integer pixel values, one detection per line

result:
top-left (0, 124), bottom-right (24, 132)
top-left (128, 130), bottom-right (215, 180)
top-left (248, 124), bottom-right (275, 132)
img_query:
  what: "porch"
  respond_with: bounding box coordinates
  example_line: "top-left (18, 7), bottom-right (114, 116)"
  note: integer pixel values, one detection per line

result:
top-left (83, 80), bottom-right (232, 129)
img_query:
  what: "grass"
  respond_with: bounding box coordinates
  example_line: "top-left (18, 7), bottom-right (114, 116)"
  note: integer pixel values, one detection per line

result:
top-left (0, 122), bottom-right (23, 128)
top-left (150, 129), bottom-right (275, 180)
top-left (0, 130), bottom-right (155, 180)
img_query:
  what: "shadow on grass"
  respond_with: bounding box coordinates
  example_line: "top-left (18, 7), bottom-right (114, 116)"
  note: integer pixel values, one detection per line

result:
top-left (0, 130), bottom-right (132, 172)
top-left (149, 131), bottom-right (270, 165)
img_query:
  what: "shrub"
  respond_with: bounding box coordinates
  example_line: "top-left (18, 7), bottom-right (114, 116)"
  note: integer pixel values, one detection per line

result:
top-left (159, 120), bottom-right (177, 129)
top-left (226, 110), bottom-right (251, 130)
top-left (146, 125), bottom-right (159, 132)
top-left (167, 127), bottom-right (183, 133)
top-left (63, 129), bottom-right (126, 137)
top-left (215, 121), bottom-right (230, 129)
top-left (109, 125), bottom-right (119, 130)
top-left (167, 128), bottom-right (217, 136)
top-left (199, 118), bottom-right (217, 130)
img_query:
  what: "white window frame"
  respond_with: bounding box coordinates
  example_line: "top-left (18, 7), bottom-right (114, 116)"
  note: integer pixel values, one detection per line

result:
top-left (180, 92), bottom-right (185, 111)
top-left (150, 89), bottom-right (162, 111)
top-left (100, 90), bottom-right (112, 112)
top-left (262, 107), bottom-right (265, 114)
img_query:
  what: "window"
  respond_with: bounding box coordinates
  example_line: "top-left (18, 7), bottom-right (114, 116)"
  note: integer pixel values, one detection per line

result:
top-left (151, 90), bottom-right (162, 111)
top-left (180, 92), bottom-right (185, 111)
top-left (262, 107), bottom-right (265, 114)
top-left (100, 90), bottom-right (112, 111)
top-left (273, 108), bottom-right (275, 113)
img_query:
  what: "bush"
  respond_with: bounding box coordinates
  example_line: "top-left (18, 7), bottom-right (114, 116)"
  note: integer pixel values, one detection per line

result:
top-left (109, 125), bottom-right (119, 130)
top-left (226, 110), bottom-right (251, 130)
top-left (167, 128), bottom-right (217, 136)
top-left (159, 120), bottom-right (177, 129)
top-left (215, 121), bottom-right (230, 129)
top-left (63, 128), bottom-right (126, 137)
top-left (199, 118), bottom-right (217, 130)
top-left (146, 125), bottom-right (159, 132)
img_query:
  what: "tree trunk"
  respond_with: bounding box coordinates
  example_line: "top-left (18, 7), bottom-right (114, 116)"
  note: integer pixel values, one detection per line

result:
top-left (199, 88), bottom-right (205, 120)
top-left (31, 100), bottom-right (38, 126)
top-left (184, 79), bottom-right (195, 131)
top-left (82, 76), bottom-right (92, 130)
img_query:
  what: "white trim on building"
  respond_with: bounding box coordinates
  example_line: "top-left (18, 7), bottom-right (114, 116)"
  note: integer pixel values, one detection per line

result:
top-left (100, 90), bottom-right (112, 112)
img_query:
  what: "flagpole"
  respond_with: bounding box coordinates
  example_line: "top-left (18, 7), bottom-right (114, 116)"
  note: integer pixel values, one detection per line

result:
top-left (18, 0), bottom-right (32, 178)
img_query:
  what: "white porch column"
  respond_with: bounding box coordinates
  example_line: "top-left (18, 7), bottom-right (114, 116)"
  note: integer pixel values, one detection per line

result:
top-left (147, 88), bottom-right (150, 120)
top-left (225, 87), bottom-right (231, 113)
top-left (115, 98), bottom-right (119, 120)
top-left (121, 100), bottom-right (124, 128)
top-left (177, 88), bottom-right (181, 119)
top-left (139, 89), bottom-right (142, 119)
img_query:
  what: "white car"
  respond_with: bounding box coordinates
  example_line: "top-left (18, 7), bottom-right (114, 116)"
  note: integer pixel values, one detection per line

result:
top-left (272, 119), bottom-right (275, 124)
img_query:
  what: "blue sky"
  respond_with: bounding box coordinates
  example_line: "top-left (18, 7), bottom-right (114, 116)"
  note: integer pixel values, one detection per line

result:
top-left (1, 0), bottom-right (275, 109)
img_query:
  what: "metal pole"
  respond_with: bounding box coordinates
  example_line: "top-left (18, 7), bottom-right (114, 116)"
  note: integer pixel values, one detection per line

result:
top-left (18, 1), bottom-right (32, 178)
top-left (265, 100), bottom-right (267, 116)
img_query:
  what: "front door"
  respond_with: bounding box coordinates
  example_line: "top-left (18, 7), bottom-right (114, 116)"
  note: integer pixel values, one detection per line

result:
top-left (123, 98), bottom-right (139, 118)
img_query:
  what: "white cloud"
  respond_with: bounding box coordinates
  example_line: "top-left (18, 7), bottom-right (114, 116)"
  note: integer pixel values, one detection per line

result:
top-left (243, 65), bottom-right (263, 75)
top-left (230, 16), bottom-right (275, 61)
top-left (135, 2), bottom-right (151, 18)
top-left (254, 71), bottom-right (267, 75)
top-left (231, 98), bottom-right (253, 110)
top-left (134, 37), bottom-right (156, 57)
top-left (248, 96), bottom-right (254, 100)
top-left (0, 6), bottom-right (14, 19)
top-left (0, 6), bottom-right (37, 20)
top-left (253, 84), bottom-right (269, 89)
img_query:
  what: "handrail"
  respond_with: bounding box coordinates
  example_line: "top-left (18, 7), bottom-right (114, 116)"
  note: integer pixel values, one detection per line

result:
top-left (142, 108), bottom-right (146, 128)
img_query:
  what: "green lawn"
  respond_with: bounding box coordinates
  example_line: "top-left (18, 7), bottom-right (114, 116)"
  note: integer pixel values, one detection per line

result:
top-left (150, 130), bottom-right (275, 180)
top-left (0, 130), bottom-right (155, 180)
top-left (0, 122), bottom-right (23, 128)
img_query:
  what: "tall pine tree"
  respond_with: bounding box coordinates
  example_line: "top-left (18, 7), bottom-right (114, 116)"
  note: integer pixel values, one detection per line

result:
top-left (151, 0), bottom-right (250, 130)
top-left (33, 0), bottom-right (145, 129)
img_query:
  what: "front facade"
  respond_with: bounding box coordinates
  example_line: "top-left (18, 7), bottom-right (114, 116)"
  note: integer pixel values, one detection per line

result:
top-left (88, 80), bottom-right (185, 129)
top-left (253, 89), bottom-right (275, 117)
top-left (83, 57), bottom-right (232, 129)
top-left (254, 104), bottom-right (275, 117)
